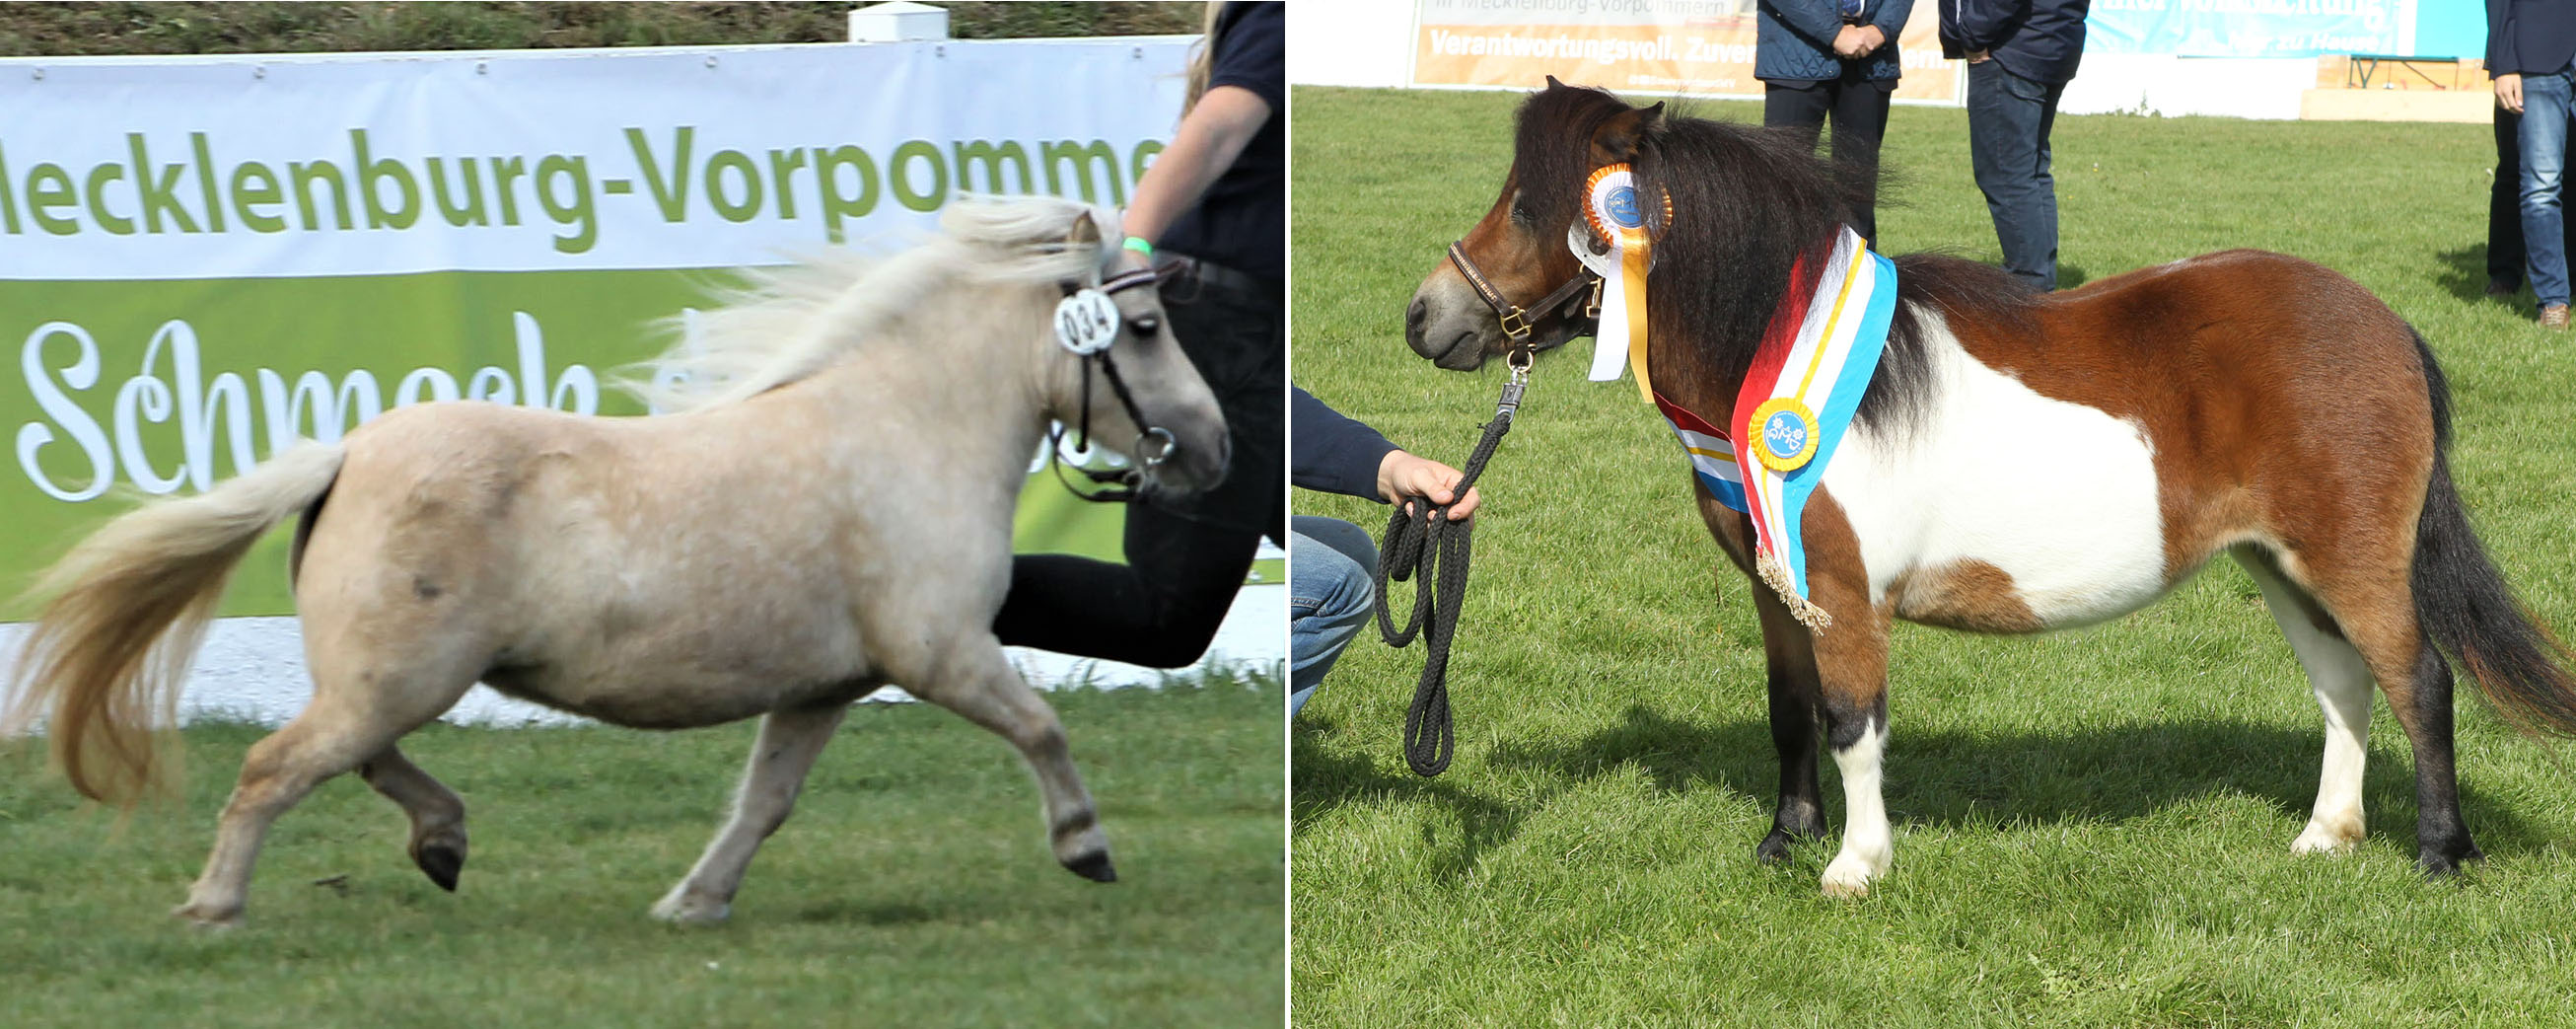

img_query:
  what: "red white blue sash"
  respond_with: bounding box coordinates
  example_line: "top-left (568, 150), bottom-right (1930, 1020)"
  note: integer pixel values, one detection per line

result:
top-left (1658, 226), bottom-right (1895, 630)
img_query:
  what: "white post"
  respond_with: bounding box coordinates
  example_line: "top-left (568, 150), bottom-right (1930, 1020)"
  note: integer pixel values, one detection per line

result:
top-left (848, 1), bottom-right (952, 43)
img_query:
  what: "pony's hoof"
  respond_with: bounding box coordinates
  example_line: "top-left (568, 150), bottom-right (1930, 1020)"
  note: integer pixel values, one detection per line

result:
top-left (1063, 850), bottom-right (1117, 883)
top-left (1820, 852), bottom-right (1886, 899)
top-left (413, 842), bottom-right (465, 892)
top-left (171, 902), bottom-right (243, 928)
top-left (2418, 845), bottom-right (2485, 879)
top-left (649, 897), bottom-right (731, 928)
top-left (650, 891), bottom-right (732, 925)
top-left (1753, 830), bottom-right (1800, 865)
top-left (2290, 820), bottom-right (2361, 855)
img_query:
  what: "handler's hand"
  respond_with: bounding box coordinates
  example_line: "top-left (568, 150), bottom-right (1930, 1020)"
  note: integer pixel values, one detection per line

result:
top-left (1965, 47), bottom-right (1990, 64)
top-left (1833, 25), bottom-right (1866, 58)
top-left (2499, 73), bottom-right (2526, 113)
top-left (1378, 450), bottom-right (1482, 523)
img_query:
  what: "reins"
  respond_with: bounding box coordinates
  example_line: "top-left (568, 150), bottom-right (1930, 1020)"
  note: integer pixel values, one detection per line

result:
top-left (1374, 345), bottom-right (1531, 777)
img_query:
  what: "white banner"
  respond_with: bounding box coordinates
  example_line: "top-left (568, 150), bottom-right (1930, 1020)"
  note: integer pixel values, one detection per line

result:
top-left (0, 38), bottom-right (1191, 280)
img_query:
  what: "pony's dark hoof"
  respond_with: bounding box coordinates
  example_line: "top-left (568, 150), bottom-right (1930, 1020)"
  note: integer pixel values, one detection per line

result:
top-left (2419, 845), bottom-right (2485, 880)
top-left (1064, 851), bottom-right (1117, 883)
top-left (1753, 830), bottom-right (1800, 865)
top-left (414, 844), bottom-right (465, 893)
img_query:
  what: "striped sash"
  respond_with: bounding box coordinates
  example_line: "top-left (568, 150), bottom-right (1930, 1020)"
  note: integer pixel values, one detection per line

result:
top-left (1656, 226), bottom-right (1895, 630)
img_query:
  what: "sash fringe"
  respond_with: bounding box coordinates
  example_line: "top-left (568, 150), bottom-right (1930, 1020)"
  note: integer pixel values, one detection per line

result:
top-left (1756, 550), bottom-right (1832, 631)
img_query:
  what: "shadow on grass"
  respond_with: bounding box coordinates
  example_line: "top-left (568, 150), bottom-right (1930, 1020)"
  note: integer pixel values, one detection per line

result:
top-left (2437, 244), bottom-right (2524, 308)
top-left (1299, 703), bottom-right (2550, 872)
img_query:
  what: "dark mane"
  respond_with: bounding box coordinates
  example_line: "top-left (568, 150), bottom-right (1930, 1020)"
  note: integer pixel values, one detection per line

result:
top-left (1513, 85), bottom-right (2039, 433)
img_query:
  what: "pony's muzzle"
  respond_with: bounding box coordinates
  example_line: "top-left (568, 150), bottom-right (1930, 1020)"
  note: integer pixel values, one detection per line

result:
top-left (1407, 269), bottom-right (1495, 371)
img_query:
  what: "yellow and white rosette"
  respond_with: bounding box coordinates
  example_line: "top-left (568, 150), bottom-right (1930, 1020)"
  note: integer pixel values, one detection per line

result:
top-left (1570, 164), bottom-right (1670, 402)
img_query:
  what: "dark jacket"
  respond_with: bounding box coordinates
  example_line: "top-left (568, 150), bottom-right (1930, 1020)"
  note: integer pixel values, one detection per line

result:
top-left (1756, 0), bottom-right (1915, 84)
top-left (1291, 388), bottom-right (1396, 501)
top-left (1939, 0), bottom-right (2090, 85)
top-left (1156, 0), bottom-right (1284, 283)
top-left (2488, 0), bottom-right (2576, 78)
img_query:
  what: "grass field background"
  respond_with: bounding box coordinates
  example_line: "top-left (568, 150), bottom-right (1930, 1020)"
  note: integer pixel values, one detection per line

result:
top-left (1291, 87), bottom-right (2576, 1026)
top-left (1, 678), bottom-right (1281, 1027)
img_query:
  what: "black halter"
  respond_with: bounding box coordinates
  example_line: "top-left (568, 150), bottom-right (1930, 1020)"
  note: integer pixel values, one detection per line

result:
top-left (1446, 239), bottom-right (1602, 361)
top-left (1051, 265), bottom-right (1173, 504)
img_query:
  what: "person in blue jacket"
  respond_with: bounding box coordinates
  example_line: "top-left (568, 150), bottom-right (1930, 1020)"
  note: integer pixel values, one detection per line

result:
top-left (1289, 389), bottom-right (1481, 717)
top-left (1941, 0), bottom-right (2090, 292)
top-left (1756, 0), bottom-right (1914, 247)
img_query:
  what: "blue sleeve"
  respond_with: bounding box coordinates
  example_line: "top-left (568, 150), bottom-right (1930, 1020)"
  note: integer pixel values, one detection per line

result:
top-left (1763, 0), bottom-right (1849, 46)
top-left (1292, 388), bottom-right (1398, 501)
top-left (1869, 0), bottom-right (1916, 38)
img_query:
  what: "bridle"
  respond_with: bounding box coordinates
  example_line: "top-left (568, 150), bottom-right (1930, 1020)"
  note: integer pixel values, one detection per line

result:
top-left (1050, 264), bottom-right (1177, 504)
top-left (1445, 238), bottom-right (1602, 372)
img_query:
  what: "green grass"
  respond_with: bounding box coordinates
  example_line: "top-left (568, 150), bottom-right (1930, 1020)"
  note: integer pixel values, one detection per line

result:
top-left (1291, 87), bottom-right (2576, 1026)
top-left (0, 679), bottom-right (1282, 1028)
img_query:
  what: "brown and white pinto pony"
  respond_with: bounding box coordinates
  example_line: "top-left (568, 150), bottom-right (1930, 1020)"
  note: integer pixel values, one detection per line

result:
top-left (1405, 81), bottom-right (2576, 897)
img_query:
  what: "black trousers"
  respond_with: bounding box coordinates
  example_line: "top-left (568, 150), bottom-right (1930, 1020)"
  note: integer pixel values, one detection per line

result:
top-left (991, 262), bottom-right (1284, 668)
top-left (2490, 106), bottom-right (2576, 288)
top-left (1764, 77), bottom-right (1895, 246)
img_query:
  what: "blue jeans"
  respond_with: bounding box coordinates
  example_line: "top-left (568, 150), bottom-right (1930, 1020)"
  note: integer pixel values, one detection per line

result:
top-left (1290, 515), bottom-right (1376, 716)
top-left (1967, 60), bottom-right (2066, 291)
top-left (2521, 62), bottom-right (2576, 309)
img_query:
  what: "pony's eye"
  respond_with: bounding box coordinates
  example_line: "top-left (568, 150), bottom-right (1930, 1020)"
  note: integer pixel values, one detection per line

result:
top-left (1509, 192), bottom-right (1533, 225)
top-left (1131, 315), bottom-right (1161, 336)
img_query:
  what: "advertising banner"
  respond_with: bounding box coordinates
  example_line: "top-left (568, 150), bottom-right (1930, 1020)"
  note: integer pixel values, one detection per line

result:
top-left (1409, 0), bottom-right (1962, 105)
top-left (1, 39), bottom-right (1211, 618)
top-left (2087, 0), bottom-right (2420, 58)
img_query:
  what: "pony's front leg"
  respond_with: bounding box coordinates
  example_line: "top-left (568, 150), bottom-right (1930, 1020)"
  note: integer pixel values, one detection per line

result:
top-left (653, 700), bottom-right (849, 925)
top-left (908, 642), bottom-right (1112, 881)
top-left (1801, 501), bottom-right (1896, 900)
top-left (1698, 496), bottom-right (1827, 863)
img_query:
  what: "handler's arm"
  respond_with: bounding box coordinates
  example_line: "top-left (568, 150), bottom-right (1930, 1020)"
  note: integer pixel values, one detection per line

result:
top-left (1764, 0), bottom-right (1850, 48)
top-left (1117, 86), bottom-right (1272, 260)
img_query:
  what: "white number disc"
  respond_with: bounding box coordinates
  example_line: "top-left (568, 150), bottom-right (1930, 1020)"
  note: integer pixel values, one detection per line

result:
top-left (1054, 288), bottom-right (1121, 355)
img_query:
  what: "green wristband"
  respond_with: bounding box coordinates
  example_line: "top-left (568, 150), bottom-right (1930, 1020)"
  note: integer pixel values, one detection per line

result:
top-left (1121, 236), bottom-right (1154, 257)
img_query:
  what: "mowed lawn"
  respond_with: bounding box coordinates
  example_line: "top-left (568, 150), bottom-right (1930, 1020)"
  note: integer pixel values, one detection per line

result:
top-left (0, 678), bottom-right (1282, 1027)
top-left (1292, 87), bottom-right (2576, 1026)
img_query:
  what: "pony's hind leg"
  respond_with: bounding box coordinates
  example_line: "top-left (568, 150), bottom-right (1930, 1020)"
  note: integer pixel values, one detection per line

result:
top-left (2273, 551), bottom-right (2483, 874)
top-left (909, 643), bottom-right (1111, 881)
top-left (2234, 547), bottom-right (2374, 854)
top-left (359, 747), bottom-right (468, 891)
top-left (178, 665), bottom-right (474, 925)
top-left (651, 700), bottom-right (849, 925)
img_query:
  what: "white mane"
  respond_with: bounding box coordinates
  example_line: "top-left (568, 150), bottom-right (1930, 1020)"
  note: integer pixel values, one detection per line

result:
top-left (633, 195), bottom-right (1121, 413)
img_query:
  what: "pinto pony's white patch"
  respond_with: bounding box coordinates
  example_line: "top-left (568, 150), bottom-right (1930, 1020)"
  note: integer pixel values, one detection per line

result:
top-left (1825, 309), bottom-right (2169, 628)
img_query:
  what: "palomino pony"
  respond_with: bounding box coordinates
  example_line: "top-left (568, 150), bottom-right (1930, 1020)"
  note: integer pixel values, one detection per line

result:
top-left (1406, 81), bottom-right (2576, 897)
top-left (1, 196), bottom-right (1228, 926)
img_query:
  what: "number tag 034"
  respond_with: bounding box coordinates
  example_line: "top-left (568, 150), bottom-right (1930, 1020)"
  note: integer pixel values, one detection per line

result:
top-left (1054, 288), bottom-right (1121, 355)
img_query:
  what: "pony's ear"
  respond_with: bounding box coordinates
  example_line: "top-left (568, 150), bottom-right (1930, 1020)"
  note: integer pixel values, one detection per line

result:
top-left (1066, 210), bottom-right (1103, 247)
top-left (1544, 74), bottom-right (1564, 90)
top-left (1590, 101), bottom-right (1666, 164)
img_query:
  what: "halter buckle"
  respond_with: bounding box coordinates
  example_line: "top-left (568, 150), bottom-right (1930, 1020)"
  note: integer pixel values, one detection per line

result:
top-left (1497, 307), bottom-right (1531, 342)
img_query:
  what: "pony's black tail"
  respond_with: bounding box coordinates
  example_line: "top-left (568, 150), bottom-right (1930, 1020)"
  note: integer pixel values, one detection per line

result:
top-left (2408, 330), bottom-right (2576, 737)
